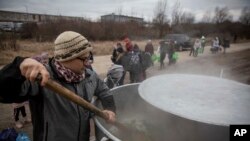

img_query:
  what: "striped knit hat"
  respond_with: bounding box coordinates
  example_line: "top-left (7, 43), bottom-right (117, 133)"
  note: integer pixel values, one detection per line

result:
top-left (54, 31), bottom-right (93, 62)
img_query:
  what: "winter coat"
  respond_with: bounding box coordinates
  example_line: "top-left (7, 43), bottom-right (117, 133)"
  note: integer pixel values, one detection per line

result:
top-left (145, 43), bottom-right (154, 55)
top-left (193, 40), bottom-right (201, 50)
top-left (213, 39), bottom-right (220, 48)
top-left (0, 57), bottom-right (115, 141)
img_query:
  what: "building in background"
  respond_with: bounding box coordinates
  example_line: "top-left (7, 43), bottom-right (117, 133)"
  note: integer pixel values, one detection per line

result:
top-left (101, 13), bottom-right (144, 24)
top-left (0, 10), bottom-right (85, 23)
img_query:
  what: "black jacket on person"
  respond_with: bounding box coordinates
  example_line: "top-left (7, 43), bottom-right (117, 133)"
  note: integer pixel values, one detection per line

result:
top-left (0, 57), bottom-right (116, 141)
top-left (145, 43), bottom-right (154, 55)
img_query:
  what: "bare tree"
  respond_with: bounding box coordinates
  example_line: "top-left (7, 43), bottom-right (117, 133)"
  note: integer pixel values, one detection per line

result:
top-left (213, 6), bottom-right (233, 24)
top-left (171, 0), bottom-right (182, 26)
top-left (239, 6), bottom-right (250, 26)
top-left (201, 10), bottom-right (212, 23)
top-left (130, 7), bottom-right (136, 17)
top-left (180, 12), bottom-right (195, 24)
top-left (152, 0), bottom-right (169, 38)
top-left (117, 6), bottom-right (123, 15)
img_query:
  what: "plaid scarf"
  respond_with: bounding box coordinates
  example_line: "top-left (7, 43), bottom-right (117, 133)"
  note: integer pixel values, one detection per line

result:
top-left (54, 61), bottom-right (84, 83)
top-left (32, 52), bottom-right (49, 65)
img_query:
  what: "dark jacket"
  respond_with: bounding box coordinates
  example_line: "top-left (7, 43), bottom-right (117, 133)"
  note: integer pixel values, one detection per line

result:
top-left (0, 57), bottom-right (116, 141)
top-left (145, 43), bottom-right (154, 55)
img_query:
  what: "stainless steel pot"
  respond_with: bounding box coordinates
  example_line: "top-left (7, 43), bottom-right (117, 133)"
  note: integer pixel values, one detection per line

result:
top-left (93, 83), bottom-right (165, 141)
top-left (93, 75), bottom-right (250, 141)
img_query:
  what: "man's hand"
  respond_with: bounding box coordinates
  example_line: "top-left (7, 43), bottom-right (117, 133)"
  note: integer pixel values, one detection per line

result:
top-left (20, 58), bottom-right (50, 86)
top-left (102, 110), bottom-right (116, 123)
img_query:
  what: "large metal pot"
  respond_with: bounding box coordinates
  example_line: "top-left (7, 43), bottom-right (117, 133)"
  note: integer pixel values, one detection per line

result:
top-left (93, 75), bottom-right (250, 141)
top-left (93, 83), bottom-right (167, 141)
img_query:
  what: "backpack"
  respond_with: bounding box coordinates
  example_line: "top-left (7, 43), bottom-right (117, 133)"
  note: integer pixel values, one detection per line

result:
top-left (141, 52), bottom-right (152, 70)
top-left (0, 128), bottom-right (18, 141)
top-left (127, 51), bottom-right (142, 72)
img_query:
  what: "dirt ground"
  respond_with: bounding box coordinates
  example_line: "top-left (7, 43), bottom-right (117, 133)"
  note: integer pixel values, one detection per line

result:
top-left (0, 42), bottom-right (250, 140)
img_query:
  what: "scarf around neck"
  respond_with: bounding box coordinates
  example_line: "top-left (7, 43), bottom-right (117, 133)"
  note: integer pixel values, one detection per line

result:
top-left (54, 61), bottom-right (84, 83)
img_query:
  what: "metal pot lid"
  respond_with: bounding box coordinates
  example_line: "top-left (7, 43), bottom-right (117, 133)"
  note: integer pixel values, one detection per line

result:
top-left (138, 74), bottom-right (250, 126)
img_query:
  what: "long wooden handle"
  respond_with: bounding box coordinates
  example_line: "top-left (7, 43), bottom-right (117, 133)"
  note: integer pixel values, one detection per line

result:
top-left (46, 79), bottom-right (132, 130)
top-left (37, 76), bottom-right (146, 138)
top-left (38, 76), bottom-right (109, 120)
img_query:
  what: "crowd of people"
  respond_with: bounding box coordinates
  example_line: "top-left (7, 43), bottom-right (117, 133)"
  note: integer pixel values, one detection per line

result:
top-left (189, 35), bottom-right (230, 57)
top-left (108, 37), bottom-right (180, 87)
top-left (109, 38), bottom-right (153, 85)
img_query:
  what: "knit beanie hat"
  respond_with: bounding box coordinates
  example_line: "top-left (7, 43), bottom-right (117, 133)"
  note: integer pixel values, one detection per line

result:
top-left (54, 31), bottom-right (93, 62)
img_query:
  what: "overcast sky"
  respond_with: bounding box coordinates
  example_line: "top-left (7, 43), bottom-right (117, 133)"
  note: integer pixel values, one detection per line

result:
top-left (0, 0), bottom-right (249, 22)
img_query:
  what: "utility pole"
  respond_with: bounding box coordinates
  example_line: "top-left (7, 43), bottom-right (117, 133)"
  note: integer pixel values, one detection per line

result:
top-left (24, 5), bottom-right (28, 21)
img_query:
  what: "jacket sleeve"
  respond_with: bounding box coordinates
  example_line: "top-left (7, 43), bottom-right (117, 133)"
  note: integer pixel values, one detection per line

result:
top-left (0, 56), bottom-right (29, 103)
top-left (94, 73), bottom-right (116, 113)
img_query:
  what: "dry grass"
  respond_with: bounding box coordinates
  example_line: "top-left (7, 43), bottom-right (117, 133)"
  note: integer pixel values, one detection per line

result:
top-left (0, 40), bottom-right (54, 65)
top-left (0, 39), bottom-right (160, 66)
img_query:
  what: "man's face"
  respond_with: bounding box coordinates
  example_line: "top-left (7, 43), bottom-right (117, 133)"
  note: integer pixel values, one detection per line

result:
top-left (66, 52), bottom-right (90, 74)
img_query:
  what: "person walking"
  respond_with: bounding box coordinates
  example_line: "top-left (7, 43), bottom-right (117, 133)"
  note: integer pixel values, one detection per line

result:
top-left (111, 42), bottom-right (123, 63)
top-left (167, 40), bottom-right (176, 65)
top-left (191, 39), bottom-right (201, 57)
top-left (211, 37), bottom-right (220, 54)
top-left (159, 41), bottom-right (168, 69)
top-left (222, 37), bottom-right (230, 54)
top-left (201, 36), bottom-right (206, 53)
top-left (111, 46), bottom-right (126, 87)
top-left (189, 43), bottom-right (195, 56)
top-left (13, 102), bottom-right (31, 128)
top-left (128, 44), bottom-right (143, 83)
top-left (145, 40), bottom-right (154, 55)
top-left (0, 31), bottom-right (116, 141)
top-left (144, 40), bottom-right (154, 66)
